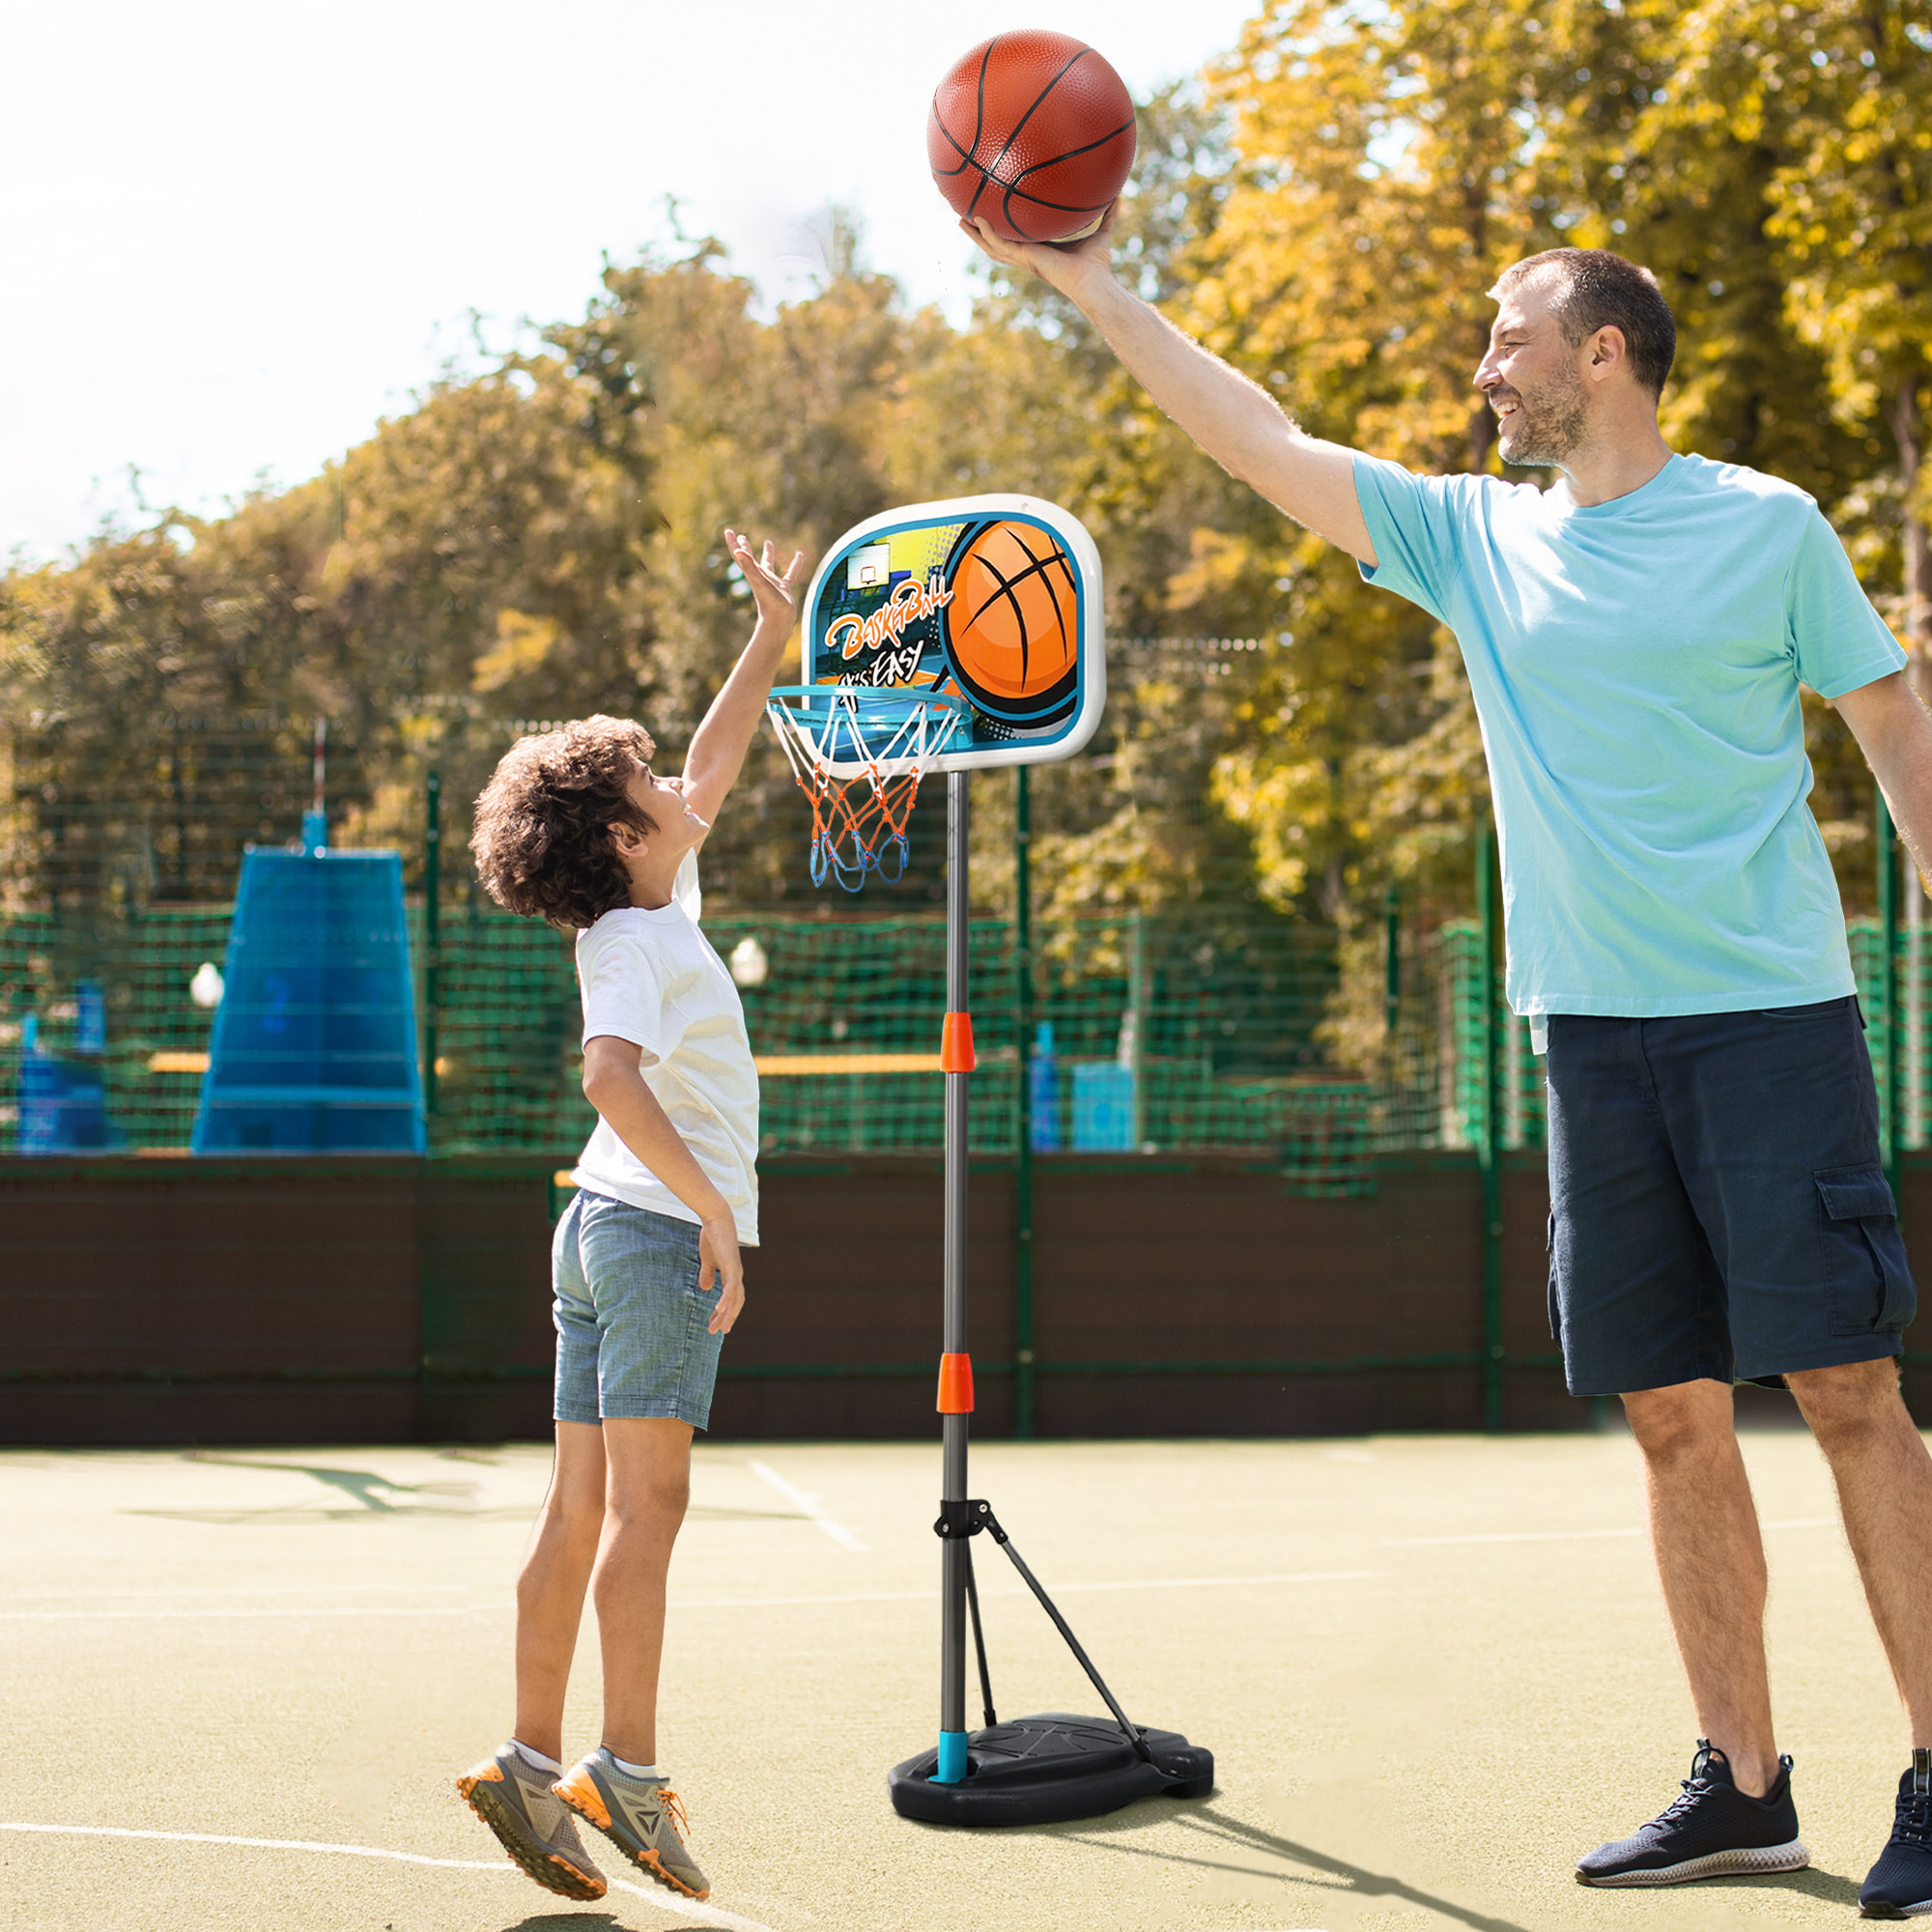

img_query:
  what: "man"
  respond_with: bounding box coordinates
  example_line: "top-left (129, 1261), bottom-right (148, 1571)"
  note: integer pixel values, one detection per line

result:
top-left (963, 211), bottom-right (1932, 1914)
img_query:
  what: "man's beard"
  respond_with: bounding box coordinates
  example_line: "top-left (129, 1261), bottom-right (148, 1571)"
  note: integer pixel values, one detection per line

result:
top-left (1493, 364), bottom-right (1590, 468)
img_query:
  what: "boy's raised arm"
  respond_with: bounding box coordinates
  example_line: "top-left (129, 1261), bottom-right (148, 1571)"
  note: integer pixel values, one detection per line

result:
top-left (679, 530), bottom-right (807, 829)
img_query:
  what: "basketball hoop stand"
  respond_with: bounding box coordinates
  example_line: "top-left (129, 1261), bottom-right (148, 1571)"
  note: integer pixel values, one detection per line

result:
top-left (884, 771), bottom-right (1214, 1826)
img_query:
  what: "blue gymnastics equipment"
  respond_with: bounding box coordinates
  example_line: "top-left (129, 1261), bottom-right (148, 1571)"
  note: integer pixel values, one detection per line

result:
top-left (14, 1000), bottom-right (119, 1154)
top-left (191, 817), bottom-right (425, 1155)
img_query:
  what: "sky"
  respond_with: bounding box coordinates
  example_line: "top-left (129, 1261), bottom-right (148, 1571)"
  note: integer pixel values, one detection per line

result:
top-left (5, 1), bottom-right (1261, 564)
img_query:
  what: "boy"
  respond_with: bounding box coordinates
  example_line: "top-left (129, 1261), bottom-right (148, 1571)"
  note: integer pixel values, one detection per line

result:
top-left (456, 528), bottom-right (805, 1904)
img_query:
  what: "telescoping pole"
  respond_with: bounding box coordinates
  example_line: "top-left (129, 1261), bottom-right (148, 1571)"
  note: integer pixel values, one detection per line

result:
top-left (934, 769), bottom-right (977, 1783)
top-left (425, 770), bottom-right (441, 1122)
top-left (1014, 766), bottom-right (1036, 1441)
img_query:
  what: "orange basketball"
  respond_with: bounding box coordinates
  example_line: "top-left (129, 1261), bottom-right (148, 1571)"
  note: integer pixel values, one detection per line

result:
top-left (927, 31), bottom-right (1137, 244)
top-left (942, 520), bottom-right (1080, 723)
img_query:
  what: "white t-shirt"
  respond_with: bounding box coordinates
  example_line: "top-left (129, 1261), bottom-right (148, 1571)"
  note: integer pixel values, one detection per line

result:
top-left (569, 853), bottom-right (760, 1244)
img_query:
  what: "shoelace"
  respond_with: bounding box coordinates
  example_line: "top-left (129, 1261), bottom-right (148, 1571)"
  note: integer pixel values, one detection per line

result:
top-left (1646, 1776), bottom-right (1717, 1830)
top-left (1640, 1739), bottom-right (1726, 1831)
top-left (655, 1785), bottom-right (692, 1841)
top-left (1898, 1792), bottom-right (1932, 1845)
top-left (1898, 1751), bottom-right (1932, 1846)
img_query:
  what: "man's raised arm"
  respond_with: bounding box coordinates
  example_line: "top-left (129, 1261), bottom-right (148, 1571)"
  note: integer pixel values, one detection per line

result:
top-left (964, 212), bottom-right (1377, 566)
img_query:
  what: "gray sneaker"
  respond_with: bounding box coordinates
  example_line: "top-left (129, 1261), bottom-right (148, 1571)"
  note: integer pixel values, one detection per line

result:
top-left (456, 1742), bottom-right (607, 1900)
top-left (554, 1747), bottom-right (710, 1900)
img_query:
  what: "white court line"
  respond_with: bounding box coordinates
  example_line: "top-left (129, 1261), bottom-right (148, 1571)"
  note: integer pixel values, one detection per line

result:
top-left (1384, 1517), bottom-right (1836, 1548)
top-left (0, 1824), bottom-right (783, 1932)
top-left (748, 1461), bottom-right (867, 1552)
top-left (0, 1821), bottom-right (503, 1868)
top-left (672, 1571), bottom-right (1380, 1610)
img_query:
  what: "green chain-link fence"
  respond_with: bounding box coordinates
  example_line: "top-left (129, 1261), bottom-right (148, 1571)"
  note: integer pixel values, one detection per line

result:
top-left (15, 895), bottom-right (1923, 1178)
top-left (0, 904), bottom-right (1422, 1179)
top-left (4, 718), bottom-right (1922, 1184)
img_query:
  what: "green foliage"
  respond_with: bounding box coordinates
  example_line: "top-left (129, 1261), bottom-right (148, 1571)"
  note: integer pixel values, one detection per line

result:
top-left (3, 8), bottom-right (1924, 1075)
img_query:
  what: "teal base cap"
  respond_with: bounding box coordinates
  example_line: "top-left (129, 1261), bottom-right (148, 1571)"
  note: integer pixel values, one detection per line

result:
top-left (932, 1730), bottom-right (968, 1784)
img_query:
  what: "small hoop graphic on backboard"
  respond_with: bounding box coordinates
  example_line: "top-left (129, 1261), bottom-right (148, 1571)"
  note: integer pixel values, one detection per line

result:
top-left (766, 685), bottom-right (970, 891)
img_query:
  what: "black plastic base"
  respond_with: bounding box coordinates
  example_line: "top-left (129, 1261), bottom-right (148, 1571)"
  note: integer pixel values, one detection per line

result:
top-left (887, 1713), bottom-right (1214, 1826)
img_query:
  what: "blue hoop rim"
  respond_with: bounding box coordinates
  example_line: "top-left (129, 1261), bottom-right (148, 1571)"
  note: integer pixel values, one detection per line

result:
top-left (768, 683), bottom-right (973, 717)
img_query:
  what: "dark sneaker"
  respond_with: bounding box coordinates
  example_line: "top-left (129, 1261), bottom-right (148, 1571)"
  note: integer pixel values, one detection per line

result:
top-left (1577, 1740), bottom-right (1808, 1887)
top-left (456, 1742), bottom-right (607, 1900)
top-left (555, 1747), bottom-right (710, 1900)
top-left (1861, 1749), bottom-right (1932, 1918)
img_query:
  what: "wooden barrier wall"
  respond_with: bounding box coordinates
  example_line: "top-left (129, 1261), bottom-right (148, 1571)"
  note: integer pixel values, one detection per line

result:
top-left (3, 1152), bottom-right (1928, 1444)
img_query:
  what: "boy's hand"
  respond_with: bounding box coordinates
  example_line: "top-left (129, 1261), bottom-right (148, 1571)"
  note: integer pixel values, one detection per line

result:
top-left (724, 528), bottom-right (806, 632)
top-left (699, 1209), bottom-right (745, 1336)
top-left (680, 530), bottom-right (812, 827)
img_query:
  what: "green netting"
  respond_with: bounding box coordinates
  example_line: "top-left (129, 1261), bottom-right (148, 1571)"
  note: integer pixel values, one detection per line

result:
top-left (0, 901), bottom-right (1431, 1178)
top-left (0, 907), bottom-right (234, 1152)
top-left (9, 899), bottom-right (1929, 1177)
top-left (5, 716), bottom-right (1924, 1183)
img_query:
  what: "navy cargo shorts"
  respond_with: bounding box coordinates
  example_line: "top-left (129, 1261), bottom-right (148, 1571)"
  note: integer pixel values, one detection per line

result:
top-left (1546, 997), bottom-right (1915, 1397)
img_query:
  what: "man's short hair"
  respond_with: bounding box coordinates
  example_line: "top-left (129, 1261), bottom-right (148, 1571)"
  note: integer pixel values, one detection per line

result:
top-left (470, 714), bottom-right (659, 928)
top-left (1491, 248), bottom-right (1677, 400)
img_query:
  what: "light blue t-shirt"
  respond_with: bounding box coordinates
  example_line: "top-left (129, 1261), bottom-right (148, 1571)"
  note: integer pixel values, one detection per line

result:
top-left (1353, 450), bottom-right (1906, 1018)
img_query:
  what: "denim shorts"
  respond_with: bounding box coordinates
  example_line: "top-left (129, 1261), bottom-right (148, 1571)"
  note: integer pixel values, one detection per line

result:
top-left (1547, 997), bottom-right (1915, 1397)
top-left (552, 1189), bottom-right (725, 1429)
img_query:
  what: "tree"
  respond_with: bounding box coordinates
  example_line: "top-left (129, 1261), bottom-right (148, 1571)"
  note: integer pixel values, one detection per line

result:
top-left (1173, 0), bottom-right (1602, 938)
top-left (1601, 0), bottom-right (1927, 878)
top-left (1759, 0), bottom-right (1932, 663)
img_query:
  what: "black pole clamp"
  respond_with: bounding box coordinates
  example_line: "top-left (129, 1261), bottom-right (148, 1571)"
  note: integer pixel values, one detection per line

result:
top-left (934, 1497), bottom-right (1004, 1541)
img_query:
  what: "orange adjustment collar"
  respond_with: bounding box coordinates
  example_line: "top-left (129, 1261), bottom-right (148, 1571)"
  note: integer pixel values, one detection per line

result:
top-left (939, 1011), bottom-right (976, 1073)
top-left (937, 1352), bottom-right (976, 1413)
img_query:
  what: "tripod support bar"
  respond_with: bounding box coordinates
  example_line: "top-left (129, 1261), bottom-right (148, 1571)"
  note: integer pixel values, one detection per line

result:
top-left (932, 1496), bottom-right (1155, 1767)
top-left (961, 1542), bottom-right (996, 1732)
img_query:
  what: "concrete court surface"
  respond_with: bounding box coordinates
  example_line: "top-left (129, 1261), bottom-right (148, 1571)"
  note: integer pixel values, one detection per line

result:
top-left (0, 1427), bottom-right (1912, 1932)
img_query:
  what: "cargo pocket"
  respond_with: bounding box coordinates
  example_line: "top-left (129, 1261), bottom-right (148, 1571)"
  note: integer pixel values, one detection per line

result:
top-left (1816, 1167), bottom-right (1917, 1335)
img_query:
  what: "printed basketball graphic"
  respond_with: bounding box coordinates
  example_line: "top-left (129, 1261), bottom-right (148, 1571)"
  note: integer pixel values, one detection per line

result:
top-left (941, 520), bottom-right (1081, 724)
top-left (927, 31), bottom-right (1137, 244)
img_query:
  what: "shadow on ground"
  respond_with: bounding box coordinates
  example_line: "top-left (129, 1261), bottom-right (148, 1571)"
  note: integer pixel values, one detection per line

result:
top-left (122, 1456), bottom-right (803, 1527)
top-left (1039, 1795), bottom-right (1864, 1926)
top-left (1018, 1798), bottom-right (1535, 1931)
top-left (1696, 1866), bottom-right (1861, 1908)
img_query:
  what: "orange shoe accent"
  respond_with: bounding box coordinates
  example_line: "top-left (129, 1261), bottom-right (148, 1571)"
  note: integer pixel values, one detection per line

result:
top-left (638, 1846), bottom-right (708, 1901)
top-left (457, 1766), bottom-right (607, 1902)
top-left (649, 1839), bottom-right (711, 1901)
top-left (548, 1852), bottom-right (602, 1893)
top-left (554, 1767), bottom-right (611, 1832)
top-left (940, 1011), bottom-right (976, 1073)
top-left (937, 1351), bottom-right (975, 1413)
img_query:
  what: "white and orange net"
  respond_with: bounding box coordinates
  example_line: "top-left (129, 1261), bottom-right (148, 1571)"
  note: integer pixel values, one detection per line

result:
top-left (765, 685), bottom-right (970, 890)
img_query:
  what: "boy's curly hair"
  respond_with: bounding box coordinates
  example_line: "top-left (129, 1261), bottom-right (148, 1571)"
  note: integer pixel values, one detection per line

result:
top-left (470, 715), bottom-right (659, 928)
